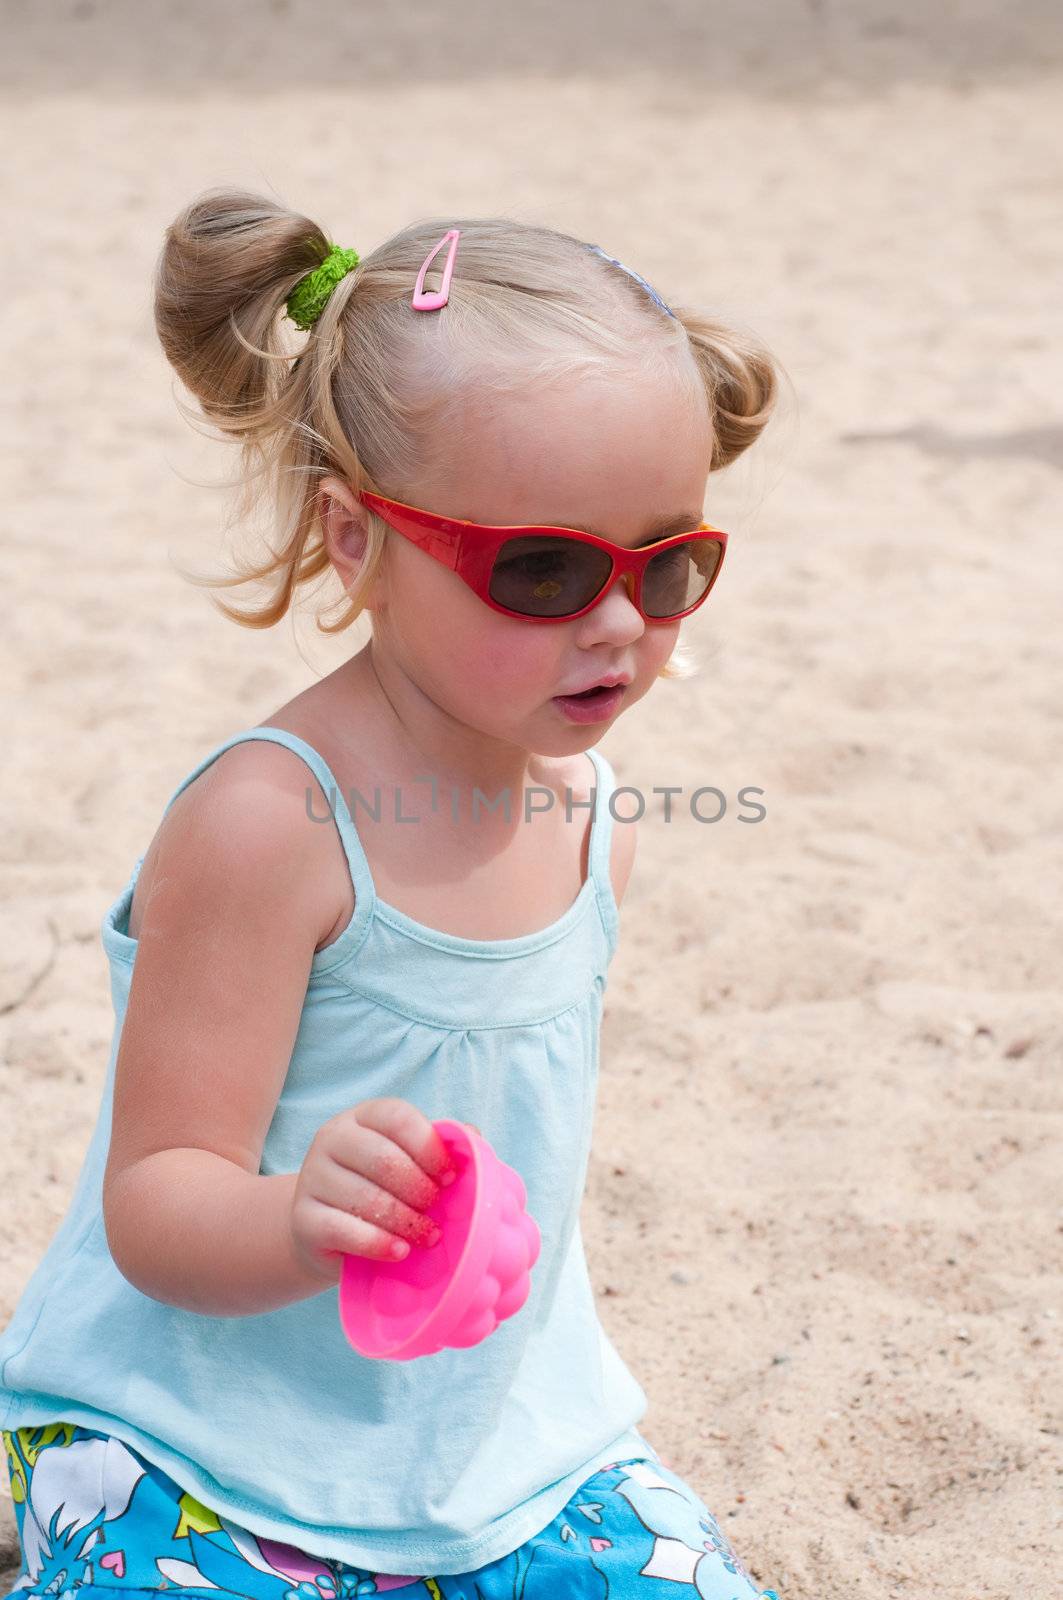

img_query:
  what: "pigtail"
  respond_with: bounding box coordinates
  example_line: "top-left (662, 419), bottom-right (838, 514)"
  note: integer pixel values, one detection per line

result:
top-left (155, 189), bottom-right (328, 435)
top-left (678, 311), bottom-right (780, 471)
top-left (153, 187), bottom-right (370, 630)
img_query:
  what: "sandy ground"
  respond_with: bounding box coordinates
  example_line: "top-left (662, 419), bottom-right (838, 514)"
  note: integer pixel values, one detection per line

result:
top-left (2, 5), bottom-right (1061, 1597)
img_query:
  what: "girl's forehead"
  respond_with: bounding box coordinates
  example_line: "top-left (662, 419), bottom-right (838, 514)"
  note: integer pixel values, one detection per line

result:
top-left (441, 365), bottom-right (710, 476)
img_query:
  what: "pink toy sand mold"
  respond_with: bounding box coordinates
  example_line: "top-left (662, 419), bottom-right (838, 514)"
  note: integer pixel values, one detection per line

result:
top-left (339, 1119), bottom-right (541, 1361)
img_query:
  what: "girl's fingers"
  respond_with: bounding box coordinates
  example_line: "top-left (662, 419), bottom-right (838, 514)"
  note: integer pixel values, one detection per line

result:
top-left (333, 1112), bottom-right (449, 1211)
top-left (353, 1098), bottom-right (457, 1188)
top-left (319, 1164), bottom-right (441, 1249)
top-left (306, 1197), bottom-right (417, 1265)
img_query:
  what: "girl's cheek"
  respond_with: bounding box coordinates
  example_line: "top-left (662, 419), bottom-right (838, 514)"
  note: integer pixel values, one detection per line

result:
top-left (472, 622), bottom-right (560, 689)
top-left (640, 624), bottom-right (681, 677)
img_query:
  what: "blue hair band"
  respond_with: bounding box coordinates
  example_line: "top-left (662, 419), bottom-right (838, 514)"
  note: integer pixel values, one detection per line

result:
top-left (584, 243), bottom-right (677, 319)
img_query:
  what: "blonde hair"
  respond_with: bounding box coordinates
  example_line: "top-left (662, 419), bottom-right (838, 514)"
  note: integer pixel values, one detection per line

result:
top-left (154, 187), bottom-right (782, 680)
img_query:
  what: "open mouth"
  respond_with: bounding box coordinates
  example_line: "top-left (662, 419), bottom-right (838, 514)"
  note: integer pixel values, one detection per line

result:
top-left (552, 682), bottom-right (627, 720)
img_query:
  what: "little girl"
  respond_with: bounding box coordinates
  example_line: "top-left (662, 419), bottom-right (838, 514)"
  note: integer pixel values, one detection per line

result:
top-left (1, 192), bottom-right (783, 1599)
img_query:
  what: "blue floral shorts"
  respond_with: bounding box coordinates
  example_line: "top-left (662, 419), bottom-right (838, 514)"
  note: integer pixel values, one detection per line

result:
top-left (3, 1422), bottom-right (780, 1600)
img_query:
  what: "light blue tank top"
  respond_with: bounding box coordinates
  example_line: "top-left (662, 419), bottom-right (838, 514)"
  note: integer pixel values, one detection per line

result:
top-left (0, 726), bottom-right (659, 1575)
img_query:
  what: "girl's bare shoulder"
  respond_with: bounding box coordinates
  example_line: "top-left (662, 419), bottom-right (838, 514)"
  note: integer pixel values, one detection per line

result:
top-left (126, 732), bottom-right (349, 953)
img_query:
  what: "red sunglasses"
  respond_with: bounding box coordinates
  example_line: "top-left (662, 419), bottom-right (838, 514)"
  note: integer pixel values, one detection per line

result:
top-left (357, 490), bottom-right (729, 624)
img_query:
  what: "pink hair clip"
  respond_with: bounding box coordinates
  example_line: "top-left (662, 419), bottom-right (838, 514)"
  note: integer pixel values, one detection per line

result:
top-left (412, 228), bottom-right (462, 312)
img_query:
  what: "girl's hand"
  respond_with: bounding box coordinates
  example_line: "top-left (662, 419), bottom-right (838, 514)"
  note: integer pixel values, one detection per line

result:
top-left (290, 1099), bottom-right (477, 1282)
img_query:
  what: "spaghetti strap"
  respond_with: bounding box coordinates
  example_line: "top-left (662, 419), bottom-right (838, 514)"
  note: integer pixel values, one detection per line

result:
top-left (158, 725), bottom-right (379, 941)
top-left (585, 746), bottom-right (620, 958)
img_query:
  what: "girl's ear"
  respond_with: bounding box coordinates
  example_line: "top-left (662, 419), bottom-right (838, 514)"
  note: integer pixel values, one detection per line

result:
top-left (319, 475), bottom-right (383, 608)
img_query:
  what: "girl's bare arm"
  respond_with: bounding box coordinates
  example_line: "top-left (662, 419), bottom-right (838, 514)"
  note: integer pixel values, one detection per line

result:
top-left (101, 744), bottom-right (447, 1317)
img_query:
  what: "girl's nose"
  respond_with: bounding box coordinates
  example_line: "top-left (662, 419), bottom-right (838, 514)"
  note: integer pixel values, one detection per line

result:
top-left (607, 569), bottom-right (642, 620)
top-left (581, 570), bottom-right (645, 642)
top-left (598, 570), bottom-right (638, 610)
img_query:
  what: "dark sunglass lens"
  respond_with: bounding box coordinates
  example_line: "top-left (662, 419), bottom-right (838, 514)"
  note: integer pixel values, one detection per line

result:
top-left (489, 537), bottom-right (613, 617)
top-left (642, 539), bottom-right (723, 618)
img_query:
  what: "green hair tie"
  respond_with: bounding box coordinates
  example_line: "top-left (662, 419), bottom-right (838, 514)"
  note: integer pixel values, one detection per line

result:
top-left (285, 244), bottom-right (360, 330)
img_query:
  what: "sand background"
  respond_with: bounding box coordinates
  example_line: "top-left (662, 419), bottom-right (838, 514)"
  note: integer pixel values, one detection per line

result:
top-left (1, 4), bottom-right (1061, 1596)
